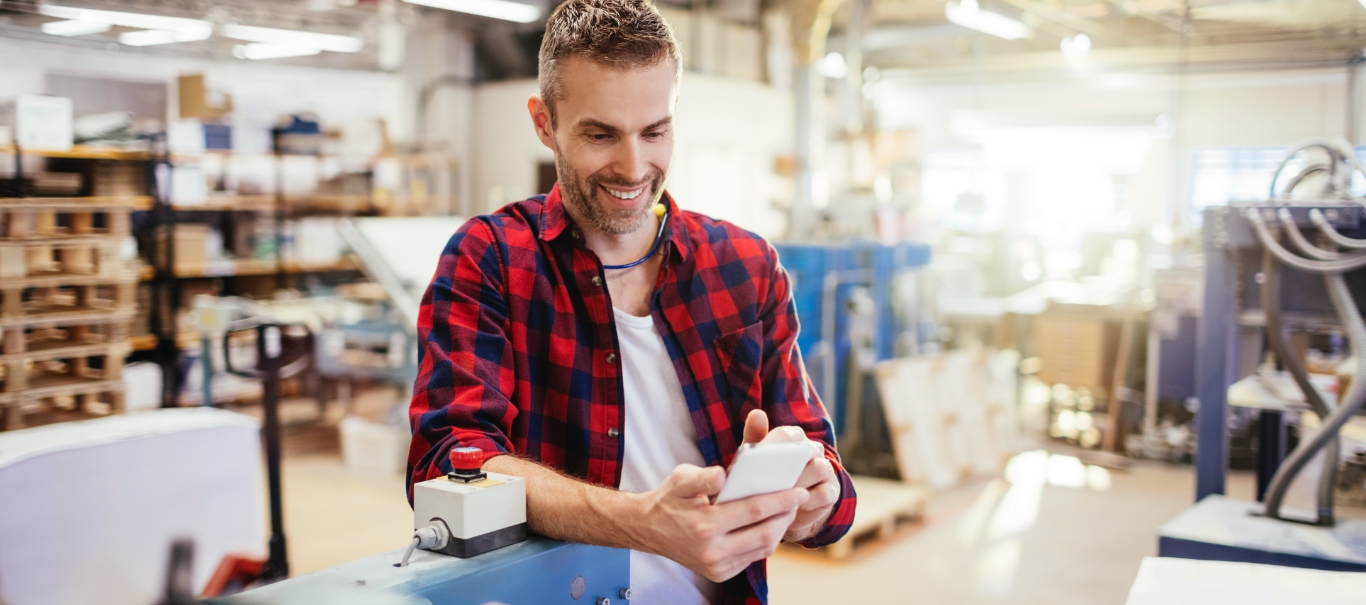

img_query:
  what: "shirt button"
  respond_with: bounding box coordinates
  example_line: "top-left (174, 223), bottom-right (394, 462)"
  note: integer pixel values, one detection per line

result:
top-left (591, 276), bottom-right (602, 287)
top-left (608, 427), bottom-right (619, 438)
top-left (605, 353), bottom-right (617, 364)
top-left (572, 230), bottom-right (582, 240)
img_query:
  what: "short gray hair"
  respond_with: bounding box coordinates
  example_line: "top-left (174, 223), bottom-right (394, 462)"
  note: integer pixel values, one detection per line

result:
top-left (537, 0), bottom-right (682, 126)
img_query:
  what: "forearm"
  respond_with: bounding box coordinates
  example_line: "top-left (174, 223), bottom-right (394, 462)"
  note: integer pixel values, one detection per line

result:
top-left (483, 455), bottom-right (647, 551)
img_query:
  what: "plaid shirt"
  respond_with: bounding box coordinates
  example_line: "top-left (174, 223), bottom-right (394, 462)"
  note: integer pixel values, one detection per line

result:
top-left (408, 184), bottom-right (856, 605)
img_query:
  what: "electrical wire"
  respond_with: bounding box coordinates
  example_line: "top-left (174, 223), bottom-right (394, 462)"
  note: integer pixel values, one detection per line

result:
top-left (398, 536), bottom-right (420, 567)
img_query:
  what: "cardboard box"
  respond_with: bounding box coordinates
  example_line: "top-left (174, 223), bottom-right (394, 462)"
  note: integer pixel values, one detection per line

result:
top-left (177, 74), bottom-right (233, 121)
top-left (1, 95), bottom-right (74, 151)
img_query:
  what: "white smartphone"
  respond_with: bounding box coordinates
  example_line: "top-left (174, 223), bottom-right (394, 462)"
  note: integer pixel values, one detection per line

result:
top-left (713, 441), bottom-right (815, 504)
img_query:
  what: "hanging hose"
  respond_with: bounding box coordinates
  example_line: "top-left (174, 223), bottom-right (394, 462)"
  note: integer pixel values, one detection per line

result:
top-left (1261, 272), bottom-right (1366, 523)
top-left (1246, 138), bottom-right (1366, 524)
top-left (1247, 210), bottom-right (1366, 273)
top-left (1268, 139), bottom-right (1362, 201)
top-left (1258, 248), bottom-right (1339, 523)
top-left (1277, 209), bottom-right (1359, 261)
top-left (1312, 209), bottom-right (1366, 250)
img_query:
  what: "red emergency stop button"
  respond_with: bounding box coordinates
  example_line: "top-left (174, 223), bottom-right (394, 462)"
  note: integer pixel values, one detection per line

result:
top-left (450, 447), bottom-right (483, 471)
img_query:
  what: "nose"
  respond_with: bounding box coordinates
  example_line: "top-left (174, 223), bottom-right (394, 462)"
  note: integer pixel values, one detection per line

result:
top-left (611, 137), bottom-right (650, 185)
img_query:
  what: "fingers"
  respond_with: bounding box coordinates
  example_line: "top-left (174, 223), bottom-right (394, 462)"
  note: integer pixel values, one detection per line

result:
top-left (742, 409), bottom-right (769, 445)
top-left (802, 481), bottom-right (841, 512)
top-left (713, 487), bottom-right (808, 532)
top-left (666, 463), bottom-right (725, 498)
top-left (793, 454), bottom-right (836, 492)
top-left (759, 425), bottom-right (808, 444)
top-left (716, 504), bottom-right (799, 562)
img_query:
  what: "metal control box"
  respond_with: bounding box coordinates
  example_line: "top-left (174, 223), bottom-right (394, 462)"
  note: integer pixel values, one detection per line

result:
top-left (413, 471), bottom-right (527, 558)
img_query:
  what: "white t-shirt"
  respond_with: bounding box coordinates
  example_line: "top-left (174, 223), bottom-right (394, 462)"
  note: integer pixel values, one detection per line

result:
top-left (614, 307), bottom-right (717, 605)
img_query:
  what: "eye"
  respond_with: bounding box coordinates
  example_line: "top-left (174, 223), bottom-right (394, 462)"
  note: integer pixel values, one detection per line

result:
top-left (590, 133), bottom-right (612, 142)
top-left (644, 131), bottom-right (665, 141)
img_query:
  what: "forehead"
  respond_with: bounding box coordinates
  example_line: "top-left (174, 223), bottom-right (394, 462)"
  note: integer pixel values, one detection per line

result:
top-left (556, 55), bottom-right (678, 128)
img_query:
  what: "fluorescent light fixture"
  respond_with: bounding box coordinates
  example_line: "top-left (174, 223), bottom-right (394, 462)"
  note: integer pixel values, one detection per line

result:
top-left (40, 4), bottom-right (209, 32)
top-left (401, 0), bottom-right (540, 23)
top-left (221, 24), bottom-right (363, 53)
top-left (232, 43), bottom-right (323, 60)
top-left (119, 28), bottom-right (212, 47)
top-left (40, 19), bottom-right (111, 36)
top-left (945, 0), bottom-right (1030, 41)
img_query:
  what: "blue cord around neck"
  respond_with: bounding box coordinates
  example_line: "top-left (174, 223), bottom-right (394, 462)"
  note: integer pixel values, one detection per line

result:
top-left (601, 209), bottom-right (669, 270)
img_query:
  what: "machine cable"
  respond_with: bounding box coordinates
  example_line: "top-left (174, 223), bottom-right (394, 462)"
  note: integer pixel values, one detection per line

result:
top-left (1245, 138), bottom-right (1366, 524)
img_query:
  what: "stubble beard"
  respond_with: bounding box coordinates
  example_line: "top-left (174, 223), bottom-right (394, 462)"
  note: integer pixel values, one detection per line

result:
top-left (555, 150), bottom-right (666, 236)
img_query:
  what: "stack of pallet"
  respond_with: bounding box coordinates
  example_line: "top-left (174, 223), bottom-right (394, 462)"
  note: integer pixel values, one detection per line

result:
top-left (0, 197), bottom-right (138, 429)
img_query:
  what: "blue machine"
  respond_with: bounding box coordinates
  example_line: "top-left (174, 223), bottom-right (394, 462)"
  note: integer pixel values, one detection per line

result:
top-left (1165, 202), bottom-right (1366, 569)
top-left (225, 538), bottom-right (630, 605)
top-left (773, 240), bottom-right (932, 436)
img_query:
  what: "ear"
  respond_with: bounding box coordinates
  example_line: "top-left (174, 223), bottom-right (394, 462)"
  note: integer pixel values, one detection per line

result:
top-left (528, 95), bottom-right (556, 151)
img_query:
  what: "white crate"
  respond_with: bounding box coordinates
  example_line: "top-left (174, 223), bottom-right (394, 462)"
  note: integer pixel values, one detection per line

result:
top-left (340, 415), bottom-right (409, 475)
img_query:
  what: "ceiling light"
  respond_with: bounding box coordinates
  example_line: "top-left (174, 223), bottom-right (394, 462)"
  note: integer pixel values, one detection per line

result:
top-left (1061, 34), bottom-right (1091, 58)
top-left (40, 19), bottom-right (111, 37)
top-left (945, 0), bottom-right (1030, 41)
top-left (221, 24), bottom-right (363, 53)
top-left (232, 43), bottom-right (323, 60)
top-left (39, 5), bottom-right (209, 33)
top-left (120, 28), bottom-right (212, 47)
top-left (401, 0), bottom-right (540, 23)
top-left (815, 51), bottom-right (848, 79)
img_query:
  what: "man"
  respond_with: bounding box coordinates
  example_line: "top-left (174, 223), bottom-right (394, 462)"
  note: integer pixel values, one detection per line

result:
top-left (407, 0), bottom-right (855, 602)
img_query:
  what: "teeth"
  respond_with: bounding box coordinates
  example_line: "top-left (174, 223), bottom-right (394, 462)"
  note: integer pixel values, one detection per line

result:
top-left (606, 187), bottom-right (643, 200)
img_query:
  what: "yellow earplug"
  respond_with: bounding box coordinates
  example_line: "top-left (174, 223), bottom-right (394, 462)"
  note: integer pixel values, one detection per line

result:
top-left (653, 203), bottom-right (667, 217)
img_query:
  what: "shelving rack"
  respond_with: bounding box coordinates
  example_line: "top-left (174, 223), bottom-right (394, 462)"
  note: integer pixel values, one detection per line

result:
top-left (141, 150), bottom-right (376, 407)
top-left (0, 145), bottom-right (146, 429)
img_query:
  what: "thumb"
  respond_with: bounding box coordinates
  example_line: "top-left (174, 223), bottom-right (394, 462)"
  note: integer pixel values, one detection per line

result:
top-left (742, 409), bottom-right (769, 445)
top-left (666, 464), bottom-right (725, 498)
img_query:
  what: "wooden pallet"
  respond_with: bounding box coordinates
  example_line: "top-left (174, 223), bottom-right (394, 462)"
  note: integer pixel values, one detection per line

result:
top-left (0, 378), bottom-right (125, 430)
top-left (819, 476), bottom-right (928, 560)
top-left (0, 281), bottom-right (136, 328)
top-left (0, 202), bottom-right (136, 240)
top-left (0, 340), bottom-right (128, 394)
top-left (0, 239), bottom-right (124, 280)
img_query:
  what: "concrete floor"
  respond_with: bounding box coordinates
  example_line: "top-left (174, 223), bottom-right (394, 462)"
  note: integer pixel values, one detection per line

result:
top-left (272, 388), bottom-right (1240, 604)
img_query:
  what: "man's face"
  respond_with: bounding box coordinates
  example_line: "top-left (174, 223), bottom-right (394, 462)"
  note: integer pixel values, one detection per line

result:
top-left (532, 55), bottom-right (678, 236)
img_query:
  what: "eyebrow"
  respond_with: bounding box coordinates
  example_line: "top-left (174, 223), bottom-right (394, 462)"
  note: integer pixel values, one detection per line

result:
top-left (575, 116), bottom-right (673, 134)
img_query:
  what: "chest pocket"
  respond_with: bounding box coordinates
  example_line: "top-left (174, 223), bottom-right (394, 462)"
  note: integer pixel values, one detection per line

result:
top-left (713, 322), bottom-right (764, 412)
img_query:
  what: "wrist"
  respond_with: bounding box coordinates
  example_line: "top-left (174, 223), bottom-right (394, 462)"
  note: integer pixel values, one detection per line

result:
top-left (587, 483), bottom-right (651, 552)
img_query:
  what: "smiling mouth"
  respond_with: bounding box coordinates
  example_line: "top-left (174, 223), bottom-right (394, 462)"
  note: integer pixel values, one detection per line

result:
top-left (601, 184), bottom-right (646, 201)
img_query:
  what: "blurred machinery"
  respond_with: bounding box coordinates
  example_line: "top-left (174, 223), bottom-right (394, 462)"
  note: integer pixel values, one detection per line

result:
top-left (1163, 139), bottom-right (1366, 571)
top-left (773, 240), bottom-right (932, 477)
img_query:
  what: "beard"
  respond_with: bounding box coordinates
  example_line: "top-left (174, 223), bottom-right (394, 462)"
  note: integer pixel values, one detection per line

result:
top-left (555, 150), bottom-right (666, 236)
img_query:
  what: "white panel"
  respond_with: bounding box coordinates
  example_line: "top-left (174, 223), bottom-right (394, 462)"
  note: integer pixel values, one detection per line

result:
top-left (0, 408), bottom-right (264, 605)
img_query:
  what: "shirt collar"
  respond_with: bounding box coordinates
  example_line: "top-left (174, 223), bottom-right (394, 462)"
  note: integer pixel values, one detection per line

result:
top-left (538, 183), bottom-right (692, 264)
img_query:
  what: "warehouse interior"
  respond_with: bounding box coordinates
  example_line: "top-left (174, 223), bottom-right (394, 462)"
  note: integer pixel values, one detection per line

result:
top-left (3, 0), bottom-right (1366, 602)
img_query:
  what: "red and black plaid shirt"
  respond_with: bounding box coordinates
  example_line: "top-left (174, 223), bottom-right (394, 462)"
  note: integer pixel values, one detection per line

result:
top-left (408, 184), bottom-right (856, 604)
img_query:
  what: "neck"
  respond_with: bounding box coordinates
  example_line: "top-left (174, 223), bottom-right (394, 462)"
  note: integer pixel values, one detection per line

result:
top-left (573, 210), bottom-right (662, 267)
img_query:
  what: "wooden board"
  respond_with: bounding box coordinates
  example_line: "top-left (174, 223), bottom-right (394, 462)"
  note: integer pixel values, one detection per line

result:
top-left (875, 348), bottom-right (1021, 490)
top-left (821, 476), bottom-right (927, 560)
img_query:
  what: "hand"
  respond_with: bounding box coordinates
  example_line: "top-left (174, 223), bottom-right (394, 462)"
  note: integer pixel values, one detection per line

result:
top-left (741, 410), bottom-right (840, 543)
top-left (631, 463), bottom-right (808, 582)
